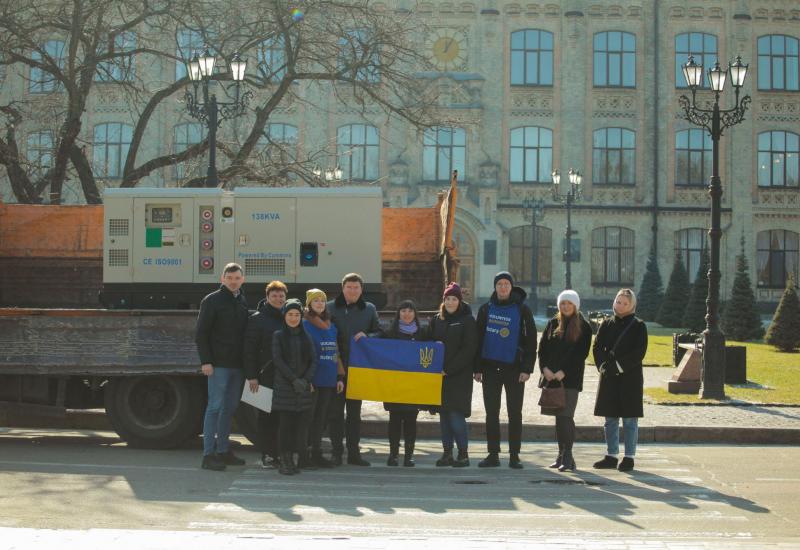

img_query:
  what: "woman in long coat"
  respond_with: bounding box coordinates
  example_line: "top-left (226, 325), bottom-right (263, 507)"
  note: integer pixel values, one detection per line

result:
top-left (538, 290), bottom-right (592, 472)
top-left (592, 288), bottom-right (648, 472)
top-left (428, 283), bottom-right (477, 468)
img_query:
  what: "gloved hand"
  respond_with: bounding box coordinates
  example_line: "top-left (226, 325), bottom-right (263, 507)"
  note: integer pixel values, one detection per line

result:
top-left (292, 378), bottom-right (308, 394)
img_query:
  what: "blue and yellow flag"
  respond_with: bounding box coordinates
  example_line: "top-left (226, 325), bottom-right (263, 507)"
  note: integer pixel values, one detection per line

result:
top-left (346, 338), bottom-right (444, 405)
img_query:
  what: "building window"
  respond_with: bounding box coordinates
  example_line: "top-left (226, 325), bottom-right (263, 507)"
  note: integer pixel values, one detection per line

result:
top-left (675, 32), bottom-right (717, 89)
top-left (173, 122), bottom-right (204, 180)
top-left (30, 40), bottom-right (66, 93)
top-left (509, 126), bottom-right (553, 184)
top-left (26, 132), bottom-right (54, 180)
top-left (483, 239), bottom-right (497, 265)
top-left (337, 124), bottom-right (379, 181)
top-left (508, 225), bottom-right (552, 285)
top-left (339, 29), bottom-right (380, 83)
top-left (592, 127), bottom-right (635, 185)
top-left (757, 230), bottom-right (799, 288)
top-left (591, 226), bottom-right (635, 285)
top-left (257, 37), bottom-right (286, 82)
top-left (423, 127), bottom-right (466, 182)
top-left (257, 123), bottom-right (298, 179)
top-left (758, 131), bottom-right (799, 188)
top-left (96, 32), bottom-right (136, 82)
top-left (593, 31), bottom-right (636, 88)
top-left (675, 129), bottom-right (712, 186)
top-left (510, 29), bottom-right (554, 86)
top-left (758, 35), bottom-right (799, 91)
top-left (675, 228), bottom-right (707, 283)
top-left (92, 123), bottom-right (132, 179)
top-left (175, 29), bottom-right (204, 81)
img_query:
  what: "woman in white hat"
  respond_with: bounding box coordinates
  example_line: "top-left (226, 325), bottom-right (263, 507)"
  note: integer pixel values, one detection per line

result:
top-left (537, 289), bottom-right (592, 472)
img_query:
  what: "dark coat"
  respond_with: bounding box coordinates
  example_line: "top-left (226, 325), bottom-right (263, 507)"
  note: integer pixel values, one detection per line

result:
top-left (194, 285), bottom-right (249, 369)
top-left (474, 286), bottom-right (538, 374)
top-left (271, 326), bottom-right (317, 412)
top-left (381, 322), bottom-right (427, 413)
top-left (537, 314), bottom-right (593, 392)
top-left (428, 303), bottom-right (477, 417)
top-left (242, 298), bottom-right (283, 387)
top-left (327, 294), bottom-right (381, 367)
top-left (593, 314), bottom-right (648, 418)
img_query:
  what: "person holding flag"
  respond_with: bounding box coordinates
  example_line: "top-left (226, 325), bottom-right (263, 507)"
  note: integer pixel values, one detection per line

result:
top-left (474, 271), bottom-right (538, 469)
top-left (429, 283), bottom-right (477, 468)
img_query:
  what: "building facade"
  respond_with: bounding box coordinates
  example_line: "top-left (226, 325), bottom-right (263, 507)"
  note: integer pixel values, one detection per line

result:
top-left (1, 0), bottom-right (798, 310)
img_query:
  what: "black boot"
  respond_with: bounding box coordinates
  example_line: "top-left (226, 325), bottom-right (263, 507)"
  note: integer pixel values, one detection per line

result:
top-left (453, 449), bottom-right (470, 468)
top-left (593, 455), bottom-right (619, 469)
top-left (347, 452), bottom-right (371, 466)
top-left (403, 446), bottom-right (415, 467)
top-left (297, 451), bottom-right (317, 470)
top-left (509, 453), bottom-right (523, 469)
top-left (278, 453), bottom-right (294, 475)
top-left (331, 451), bottom-right (343, 466)
top-left (435, 448), bottom-right (454, 467)
top-left (558, 450), bottom-right (576, 472)
top-left (387, 443), bottom-right (400, 466)
top-left (311, 450), bottom-right (334, 468)
top-left (478, 452), bottom-right (500, 468)
top-left (618, 457), bottom-right (635, 472)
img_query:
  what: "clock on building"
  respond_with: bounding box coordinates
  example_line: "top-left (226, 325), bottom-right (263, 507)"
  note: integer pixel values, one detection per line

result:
top-left (427, 28), bottom-right (468, 72)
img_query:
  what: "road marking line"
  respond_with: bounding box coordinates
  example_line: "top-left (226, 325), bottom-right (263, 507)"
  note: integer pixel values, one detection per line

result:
top-left (0, 460), bottom-right (198, 472)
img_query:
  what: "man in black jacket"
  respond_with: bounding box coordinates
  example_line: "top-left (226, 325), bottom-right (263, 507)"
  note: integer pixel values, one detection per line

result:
top-left (196, 263), bottom-right (249, 471)
top-left (474, 271), bottom-right (537, 469)
top-left (243, 280), bottom-right (287, 469)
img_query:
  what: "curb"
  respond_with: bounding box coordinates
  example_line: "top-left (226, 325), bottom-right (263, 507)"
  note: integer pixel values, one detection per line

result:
top-left (2, 410), bottom-right (799, 445)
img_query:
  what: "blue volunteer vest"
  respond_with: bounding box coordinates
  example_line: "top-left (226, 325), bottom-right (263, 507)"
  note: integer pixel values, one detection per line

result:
top-left (303, 320), bottom-right (339, 388)
top-left (481, 302), bottom-right (522, 365)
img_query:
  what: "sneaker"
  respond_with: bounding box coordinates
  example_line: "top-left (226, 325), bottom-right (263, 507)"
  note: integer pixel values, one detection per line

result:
top-left (260, 454), bottom-right (279, 469)
top-left (593, 455), bottom-right (619, 469)
top-left (509, 453), bottom-right (523, 469)
top-left (347, 454), bottom-right (371, 466)
top-left (548, 456), bottom-right (563, 469)
top-left (218, 451), bottom-right (245, 466)
top-left (201, 454), bottom-right (226, 471)
top-left (478, 453), bottom-right (500, 468)
top-left (618, 457), bottom-right (635, 472)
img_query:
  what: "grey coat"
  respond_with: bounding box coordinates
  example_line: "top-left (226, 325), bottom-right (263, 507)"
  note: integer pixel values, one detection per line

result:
top-left (271, 327), bottom-right (317, 412)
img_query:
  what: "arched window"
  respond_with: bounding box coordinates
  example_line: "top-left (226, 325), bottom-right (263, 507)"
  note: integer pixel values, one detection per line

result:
top-left (509, 126), bottom-right (552, 183)
top-left (338, 29), bottom-right (380, 83)
top-left (510, 29), bottom-right (554, 86)
top-left (173, 122), bottom-right (204, 180)
top-left (26, 132), bottom-right (54, 180)
top-left (30, 40), bottom-right (65, 93)
top-left (675, 129), bottom-right (712, 186)
top-left (257, 36), bottom-right (286, 82)
top-left (509, 225), bottom-right (552, 285)
top-left (93, 123), bottom-right (133, 179)
top-left (758, 131), bottom-right (799, 188)
top-left (757, 230), bottom-right (799, 288)
top-left (593, 31), bottom-right (636, 88)
top-left (96, 32), bottom-right (136, 82)
top-left (423, 127), bottom-right (466, 182)
top-left (675, 228), bottom-right (707, 283)
top-left (337, 124), bottom-right (379, 181)
top-left (675, 32), bottom-right (717, 88)
top-left (175, 29), bottom-right (204, 80)
top-left (758, 35), bottom-right (799, 91)
top-left (591, 226), bottom-right (635, 284)
top-left (592, 128), bottom-right (635, 185)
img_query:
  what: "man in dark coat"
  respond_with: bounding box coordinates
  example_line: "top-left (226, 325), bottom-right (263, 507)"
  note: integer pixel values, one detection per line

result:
top-left (327, 273), bottom-right (381, 466)
top-left (195, 262), bottom-right (249, 471)
top-left (243, 280), bottom-right (287, 468)
top-left (474, 271), bottom-right (538, 469)
top-left (592, 288), bottom-right (648, 472)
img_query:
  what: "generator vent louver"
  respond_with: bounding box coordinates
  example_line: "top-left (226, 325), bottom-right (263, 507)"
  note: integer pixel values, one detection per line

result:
top-left (108, 219), bottom-right (129, 237)
top-left (108, 249), bottom-right (129, 267)
top-left (245, 258), bottom-right (286, 276)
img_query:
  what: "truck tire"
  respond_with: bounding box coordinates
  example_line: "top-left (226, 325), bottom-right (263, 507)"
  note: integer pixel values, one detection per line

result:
top-left (105, 376), bottom-right (204, 449)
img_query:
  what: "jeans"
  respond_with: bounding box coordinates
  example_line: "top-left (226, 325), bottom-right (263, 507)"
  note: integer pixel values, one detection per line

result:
top-left (604, 417), bottom-right (639, 457)
top-left (482, 366), bottom-right (525, 454)
top-left (308, 386), bottom-right (334, 452)
top-left (329, 391), bottom-right (363, 455)
top-left (440, 410), bottom-right (468, 452)
top-left (203, 367), bottom-right (244, 456)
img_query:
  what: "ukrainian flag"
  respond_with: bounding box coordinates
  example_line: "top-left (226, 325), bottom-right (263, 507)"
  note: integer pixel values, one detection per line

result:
top-left (346, 338), bottom-right (444, 405)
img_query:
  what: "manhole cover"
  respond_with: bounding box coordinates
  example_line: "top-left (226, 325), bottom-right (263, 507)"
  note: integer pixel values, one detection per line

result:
top-left (529, 479), bottom-right (603, 486)
top-left (452, 480), bottom-right (489, 485)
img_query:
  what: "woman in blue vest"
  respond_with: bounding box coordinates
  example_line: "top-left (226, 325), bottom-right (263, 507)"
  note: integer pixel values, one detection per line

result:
top-left (303, 289), bottom-right (345, 468)
top-left (474, 271), bottom-right (538, 469)
top-left (381, 299), bottom-right (425, 467)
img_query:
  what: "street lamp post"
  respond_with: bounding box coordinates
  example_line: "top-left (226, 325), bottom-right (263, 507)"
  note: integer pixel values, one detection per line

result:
top-left (551, 168), bottom-right (582, 290)
top-left (522, 195), bottom-right (545, 314)
top-left (678, 55), bottom-right (751, 400)
top-left (312, 164), bottom-right (344, 183)
top-left (185, 49), bottom-right (252, 187)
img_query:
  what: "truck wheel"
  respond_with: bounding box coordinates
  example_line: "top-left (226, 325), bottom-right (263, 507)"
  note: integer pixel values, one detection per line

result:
top-left (234, 403), bottom-right (260, 446)
top-left (105, 376), bottom-right (204, 449)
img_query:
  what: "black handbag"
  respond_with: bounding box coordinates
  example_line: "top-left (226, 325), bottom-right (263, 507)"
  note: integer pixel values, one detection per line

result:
top-left (538, 380), bottom-right (566, 409)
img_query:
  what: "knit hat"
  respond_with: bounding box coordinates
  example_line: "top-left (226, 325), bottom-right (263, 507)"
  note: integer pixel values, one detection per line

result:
top-left (557, 289), bottom-right (581, 311)
top-left (493, 271), bottom-right (514, 287)
top-left (305, 288), bottom-right (327, 308)
top-left (443, 282), bottom-right (463, 301)
top-left (281, 298), bottom-right (303, 315)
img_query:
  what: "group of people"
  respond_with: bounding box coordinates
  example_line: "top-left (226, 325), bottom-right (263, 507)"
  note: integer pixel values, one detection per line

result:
top-left (195, 263), bottom-right (648, 475)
